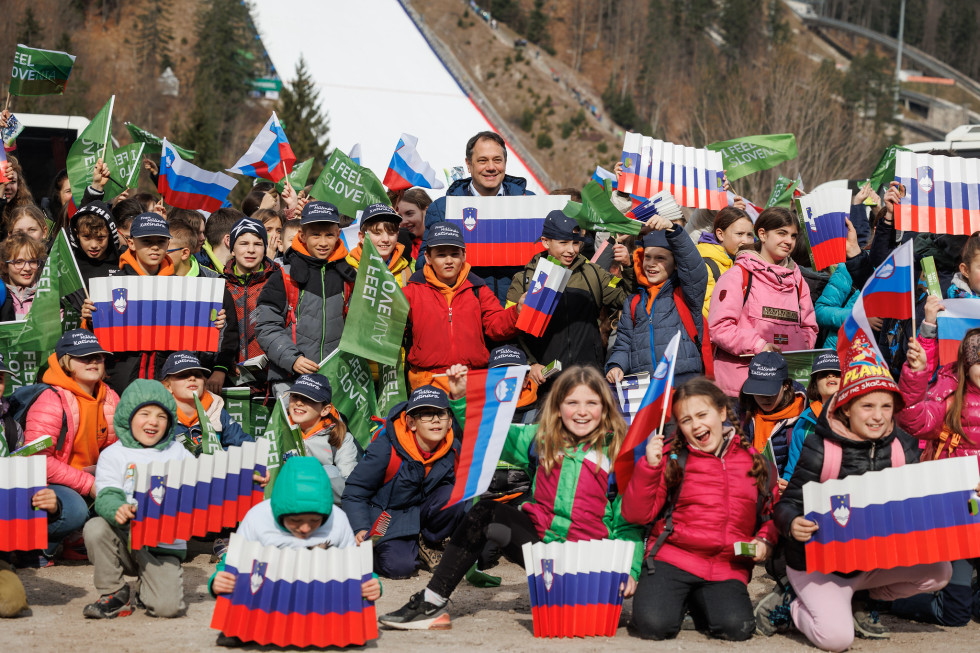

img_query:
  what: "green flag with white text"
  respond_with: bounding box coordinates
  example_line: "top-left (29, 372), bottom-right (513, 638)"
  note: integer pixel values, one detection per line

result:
top-left (310, 149), bottom-right (390, 217)
top-left (564, 181), bottom-right (642, 235)
top-left (706, 134), bottom-right (798, 181)
top-left (868, 145), bottom-right (910, 194)
top-left (376, 360), bottom-right (407, 420)
top-left (261, 394), bottom-right (306, 495)
top-left (195, 394), bottom-right (222, 456)
top-left (765, 175), bottom-right (801, 209)
top-left (318, 349), bottom-right (380, 450)
top-left (124, 122), bottom-right (196, 159)
top-left (103, 143), bottom-right (146, 199)
top-left (10, 44), bottom-right (76, 96)
top-left (338, 237), bottom-right (409, 366)
top-left (276, 157), bottom-right (314, 194)
top-left (66, 96), bottom-right (114, 207)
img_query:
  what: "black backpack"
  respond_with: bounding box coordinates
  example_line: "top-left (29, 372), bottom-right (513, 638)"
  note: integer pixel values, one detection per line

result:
top-left (6, 384), bottom-right (69, 452)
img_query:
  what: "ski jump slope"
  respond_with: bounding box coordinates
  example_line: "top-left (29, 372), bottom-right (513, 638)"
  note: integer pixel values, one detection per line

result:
top-left (251, 0), bottom-right (546, 197)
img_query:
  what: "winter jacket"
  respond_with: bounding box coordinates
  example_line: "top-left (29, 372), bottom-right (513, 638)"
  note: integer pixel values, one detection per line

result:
top-left (738, 385), bottom-right (808, 475)
top-left (66, 200), bottom-right (122, 291)
top-left (606, 226), bottom-right (707, 386)
top-left (172, 391), bottom-right (252, 455)
top-left (182, 257), bottom-right (239, 377)
top-left (784, 403), bottom-right (820, 481)
top-left (448, 397), bottom-right (644, 578)
top-left (947, 272), bottom-right (979, 299)
top-left (423, 174), bottom-right (535, 302)
top-left (302, 417), bottom-right (361, 504)
top-left (898, 335), bottom-right (980, 459)
top-left (222, 256), bottom-right (282, 377)
top-left (24, 353), bottom-right (120, 496)
top-left (208, 457), bottom-right (357, 596)
top-left (341, 401), bottom-right (461, 543)
top-left (697, 239), bottom-right (734, 319)
top-left (253, 235), bottom-right (356, 383)
top-left (621, 430), bottom-right (779, 584)
top-left (775, 395), bottom-right (920, 572)
top-left (708, 251), bottom-right (818, 396)
top-left (403, 263), bottom-right (519, 385)
top-left (93, 379), bottom-right (191, 557)
top-left (507, 252), bottom-right (633, 371)
top-left (3, 283), bottom-right (36, 319)
top-left (814, 264), bottom-right (858, 350)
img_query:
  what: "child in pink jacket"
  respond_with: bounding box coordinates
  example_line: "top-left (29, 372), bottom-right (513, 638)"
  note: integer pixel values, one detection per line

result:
top-left (708, 208), bottom-right (817, 396)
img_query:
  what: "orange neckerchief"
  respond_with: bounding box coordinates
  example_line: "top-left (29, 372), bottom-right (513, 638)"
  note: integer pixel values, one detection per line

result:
top-left (633, 249), bottom-right (665, 313)
top-left (119, 247), bottom-right (175, 276)
top-left (517, 377), bottom-right (539, 408)
top-left (300, 405), bottom-right (343, 440)
top-left (393, 411), bottom-right (454, 472)
top-left (290, 232), bottom-right (349, 263)
top-left (753, 394), bottom-right (807, 452)
top-left (348, 242), bottom-right (406, 270)
top-left (423, 261), bottom-right (472, 307)
top-left (176, 391), bottom-right (213, 428)
top-left (810, 400), bottom-right (824, 418)
top-left (42, 353), bottom-right (109, 470)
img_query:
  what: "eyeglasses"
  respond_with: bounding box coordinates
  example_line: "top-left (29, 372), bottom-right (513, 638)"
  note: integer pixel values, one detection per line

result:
top-left (414, 412), bottom-right (451, 423)
top-left (5, 258), bottom-right (41, 269)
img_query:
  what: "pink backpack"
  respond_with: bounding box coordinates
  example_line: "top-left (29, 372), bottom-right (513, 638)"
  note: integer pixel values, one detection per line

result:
top-left (820, 437), bottom-right (905, 482)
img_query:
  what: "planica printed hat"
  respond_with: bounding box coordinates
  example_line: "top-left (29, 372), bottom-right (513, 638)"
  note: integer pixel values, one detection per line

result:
top-left (300, 201), bottom-right (342, 226)
top-left (288, 373), bottom-right (333, 404)
top-left (741, 351), bottom-right (789, 396)
top-left (836, 337), bottom-right (902, 410)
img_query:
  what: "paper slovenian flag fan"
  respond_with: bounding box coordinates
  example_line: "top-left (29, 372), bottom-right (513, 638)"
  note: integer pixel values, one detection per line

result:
top-left (516, 256), bottom-right (573, 337)
top-left (795, 187), bottom-right (850, 271)
top-left (626, 191), bottom-right (684, 223)
top-left (608, 372), bottom-right (651, 426)
top-left (618, 133), bottom-right (726, 209)
top-left (937, 298), bottom-right (980, 365)
top-left (894, 150), bottom-right (980, 236)
top-left (0, 456), bottom-right (48, 552)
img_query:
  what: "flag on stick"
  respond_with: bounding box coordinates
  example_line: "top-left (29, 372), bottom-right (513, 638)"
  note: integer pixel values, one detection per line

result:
top-left (66, 96), bottom-right (114, 210)
top-left (384, 133), bottom-right (444, 190)
top-left (124, 123), bottom-right (195, 158)
top-left (195, 394), bottom-right (222, 456)
top-left (10, 44), bottom-right (75, 96)
top-left (310, 149), bottom-right (390, 218)
top-left (275, 157), bottom-right (313, 194)
top-left (227, 112), bottom-right (296, 182)
top-left (317, 350), bottom-right (380, 450)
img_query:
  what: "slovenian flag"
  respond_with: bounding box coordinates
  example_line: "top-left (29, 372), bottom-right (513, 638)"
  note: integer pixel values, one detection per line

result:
top-left (609, 373), bottom-right (651, 426)
top-left (797, 187), bottom-right (850, 271)
top-left (445, 365), bottom-right (530, 508)
top-left (383, 133), bottom-right (445, 191)
top-left (89, 276), bottom-right (226, 353)
top-left (0, 142), bottom-right (8, 183)
top-left (837, 240), bottom-right (915, 363)
top-left (227, 112), bottom-right (296, 183)
top-left (613, 331), bottom-right (681, 490)
top-left (592, 165), bottom-right (617, 189)
top-left (894, 150), bottom-right (980, 236)
top-left (516, 256), bottom-right (572, 337)
top-left (803, 456), bottom-right (980, 574)
top-left (619, 133), bottom-right (726, 210)
top-left (348, 143), bottom-right (362, 165)
top-left (0, 456), bottom-right (48, 552)
top-left (159, 139), bottom-right (237, 212)
top-left (937, 298), bottom-right (980, 365)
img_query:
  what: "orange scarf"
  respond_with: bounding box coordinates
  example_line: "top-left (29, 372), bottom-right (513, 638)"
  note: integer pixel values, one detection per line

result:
top-left (42, 353), bottom-right (110, 471)
top-left (176, 391), bottom-right (213, 428)
top-left (810, 400), bottom-right (824, 418)
top-left (423, 261), bottom-right (472, 306)
top-left (119, 247), bottom-right (175, 276)
top-left (393, 412), bottom-right (454, 473)
top-left (633, 249), bottom-right (665, 313)
top-left (300, 405), bottom-right (343, 440)
top-left (752, 394), bottom-right (807, 452)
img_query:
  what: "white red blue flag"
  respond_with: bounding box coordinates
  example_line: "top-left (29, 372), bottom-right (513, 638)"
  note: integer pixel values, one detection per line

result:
top-left (446, 365), bottom-right (529, 507)
top-left (803, 456), bottom-right (980, 574)
top-left (797, 187), bottom-right (850, 271)
top-left (592, 165), bottom-right (617, 189)
top-left (516, 256), bottom-right (572, 337)
top-left (348, 143), bottom-right (362, 165)
top-left (895, 150), bottom-right (980, 236)
top-left (0, 456), bottom-right (47, 552)
top-left (159, 138), bottom-right (237, 212)
top-left (383, 133), bottom-right (444, 191)
top-left (614, 331), bottom-right (680, 490)
top-left (609, 373), bottom-right (651, 426)
top-left (0, 142), bottom-right (8, 183)
top-left (227, 112), bottom-right (296, 183)
top-left (937, 298), bottom-right (980, 365)
top-left (619, 133), bottom-right (726, 210)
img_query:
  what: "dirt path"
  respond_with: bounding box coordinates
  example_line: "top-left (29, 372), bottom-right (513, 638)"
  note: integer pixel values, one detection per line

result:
top-left (5, 540), bottom-right (980, 652)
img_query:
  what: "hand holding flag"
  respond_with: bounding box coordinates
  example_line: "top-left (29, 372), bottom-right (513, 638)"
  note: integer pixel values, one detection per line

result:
top-left (227, 112), bottom-right (296, 182)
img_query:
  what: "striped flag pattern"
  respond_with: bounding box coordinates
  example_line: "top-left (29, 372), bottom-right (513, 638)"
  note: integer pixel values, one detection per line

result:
top-left (894, 150), bottom-right (980, 236)
top-left (937, 298), bottom-right (980, 365)
top-left (0, 456), bottom-right (48, 552)
top-left (619, 133), bottom-right (726, 209)
top-left (796, 187), bottom-right (850, 271)
top-left (516, 256), bottom-right (572, 337)
top-left (159, 138), bottom-right (238, 212)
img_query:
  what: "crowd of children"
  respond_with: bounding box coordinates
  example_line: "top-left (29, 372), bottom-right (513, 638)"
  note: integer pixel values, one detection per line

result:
top-left (2, 127), bottom-right (980, 653)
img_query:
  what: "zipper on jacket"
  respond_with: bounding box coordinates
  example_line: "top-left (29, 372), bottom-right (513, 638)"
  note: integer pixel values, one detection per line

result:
top-left (448, 307), bottom-right (453, 323)
top-left (869, 441), bottom-right (877, 470)
top-left (320, 267), bottom-right (327, 361)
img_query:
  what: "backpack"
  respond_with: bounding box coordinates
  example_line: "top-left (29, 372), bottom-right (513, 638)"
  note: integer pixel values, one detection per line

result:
top-left (7, 384), bottom-right (69, 452)
top-left (644, 442), bottom-right (774, 573)
top-left (819, 437), bottom-right (905, 482)
top-left (629, 285), bottom-right (714, 379)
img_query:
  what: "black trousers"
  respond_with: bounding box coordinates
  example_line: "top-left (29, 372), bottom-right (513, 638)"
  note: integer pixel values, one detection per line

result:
top-left (629, 560), bottom-right (755, 641)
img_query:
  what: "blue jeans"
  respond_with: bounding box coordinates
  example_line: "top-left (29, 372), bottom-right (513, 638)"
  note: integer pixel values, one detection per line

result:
top-left (46, 484), bottom-right (92, 555)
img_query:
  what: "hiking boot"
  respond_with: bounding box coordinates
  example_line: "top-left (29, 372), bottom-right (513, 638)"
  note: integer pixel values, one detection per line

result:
top-left (378, 590), bottom-right (451, 630)
top-left (210, 538), bottom-right (228, 564)
top-left (853, 599), bottom-right (889, 639)
top-left (755, 585), bottom-right (795, 636)
top-left (418, 536), bottom-right (447, 571)
top-left (82, 584), bottom-right (132, 619)
top-left (59, 531), bottom-right (88, 561)
top-left (215, 633), bottom-right (246, 647)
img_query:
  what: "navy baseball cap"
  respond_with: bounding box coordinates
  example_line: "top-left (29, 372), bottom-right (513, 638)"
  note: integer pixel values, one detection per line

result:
top-left (360, 203), bottom-right (401, 228)
top-left (300, 201), bottom-right (342, 226)
top-left (426, 222), bottom-right (466, 250)
top-left (489, 345), bottom-right (527, 368)
top-left (55, 329), bottom-right (111, 359)
top-left (742, 351), bottom-right (789, 396)
top-left (289, 373), bottom-right (333, 404)
top-left (638, 229), bottom-right (669, 250)
top-left (540, 210), bottom-right (584, 241)
top-left (129, 212), bottom-right (172, 239)
top-left (811, 351), bottom-right (841, 375)
top-left (406, 385), bottom-right (450, 413)
top-left (160, 351), bottom-right (210, 378)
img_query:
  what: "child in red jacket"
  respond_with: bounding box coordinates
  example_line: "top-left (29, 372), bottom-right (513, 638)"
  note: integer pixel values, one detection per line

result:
top-left (622, 377), bottom-right (778, 641)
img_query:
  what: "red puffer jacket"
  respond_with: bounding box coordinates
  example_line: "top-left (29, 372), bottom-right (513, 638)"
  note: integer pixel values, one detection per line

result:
top-left (621, 430), bottom-right (779, 584)
top-left (402, 263), bottom-right (519, 380)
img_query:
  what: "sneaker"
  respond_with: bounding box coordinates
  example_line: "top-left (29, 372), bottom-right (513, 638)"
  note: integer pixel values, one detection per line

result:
top-left (418, 536), bottom-right (447, 572)
top-left (60, 531), bottom-right (88, 561)
top-left (215, 633), bottom-right (246, 648)
top-left (755, 585), bottom-right (795, 636)
top-left (82, 585), bottom-right (133, 619)
top-left (379, 590), bottom-right (451, 630)
top-left (853, 599), bottom-right (889, 639)
top-left (210, 538), bottom-right (228, 564)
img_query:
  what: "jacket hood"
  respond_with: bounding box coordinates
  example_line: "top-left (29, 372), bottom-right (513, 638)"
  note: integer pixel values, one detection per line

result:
top-left (68, 202), bottom-right (122, 263)
top-left (112, 379), bottom-right (177, 450)
top-left (119, 247), bottom-right (175, 276)
top-left (735, 250), bottom-right (803, 290)
top-left (270, 456), bottom-right (333, 531)
top-left (949, 272), bottom-right (979, 298)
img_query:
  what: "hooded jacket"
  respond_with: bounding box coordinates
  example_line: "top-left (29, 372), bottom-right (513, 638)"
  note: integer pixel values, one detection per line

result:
top-left (23, 353), bottom-right (120, 496)
top-left (346, 241), bottom-right (413, 287)
top-left (341, 401), bottom-right (461, 543)
top-left (708, 251), bottom-right (818, 396)
top-left (697, 239), bottom-right (733, 319)
top-left (774, 395), bottom-right (920, 572)
top-left (93, 380), bottom-right (192, 556)
top-left (172, 390), bottom-right (252, 454)
top-left (253, 235), bottom-right (356, 383)
top-left (814, 263), bottom-right (858, 350)
top-left (301, 415), bottom-right (361, 504)
top-left (607, 226), bottom-right (707, 386)
top-left (2, 283), bottom-right (36, 320)
top-left (222, 256), bottom-right (282, 370)
top-left (621, 430), bottom-right (779, 584)
top-left (67, 201), bottom-right (122, 285)
top-left (737, 383), bottom-right (808, 475)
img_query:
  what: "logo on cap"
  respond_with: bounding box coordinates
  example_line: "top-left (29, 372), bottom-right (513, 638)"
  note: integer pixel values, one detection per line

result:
top-left (113, 288), bottom-right (128, 314)
top-left (462, 207), bottom-right (477, 231)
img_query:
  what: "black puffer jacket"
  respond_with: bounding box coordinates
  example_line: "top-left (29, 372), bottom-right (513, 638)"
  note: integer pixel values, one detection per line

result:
top-left (774, 397), bottom-right (920, 572)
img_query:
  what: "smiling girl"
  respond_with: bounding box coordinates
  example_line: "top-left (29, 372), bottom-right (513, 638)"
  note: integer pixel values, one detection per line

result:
top-left (0, 232), bottom-right (44, 319)
top-left (378, 365), bottom-right (643, 631)
top-left (708, 207), bottom-right (818, 396)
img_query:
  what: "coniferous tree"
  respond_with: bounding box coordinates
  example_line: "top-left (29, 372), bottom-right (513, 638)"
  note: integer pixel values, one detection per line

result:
top-left (136, 0), bottom-right (175, 73)
top-left (17, 7), bottom-right (44, 45)
top-left (275, 56), bottom-right (330, 178)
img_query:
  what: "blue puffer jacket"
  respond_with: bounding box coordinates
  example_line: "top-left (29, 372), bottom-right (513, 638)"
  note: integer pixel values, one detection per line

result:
top-left (814, 264), bottom-right (857, 350)
top-left (340, 402), bottom-right (461, 543)
top-left (606, 226), bottom-right (708, 387)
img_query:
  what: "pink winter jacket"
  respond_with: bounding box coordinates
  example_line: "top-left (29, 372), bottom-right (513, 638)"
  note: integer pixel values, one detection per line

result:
top-left (897, 336), bottom-right (980, 459)
top-left (708, 251), bottom-right (817, 396)
top-left (23, 385), bottom-right (120, 496)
